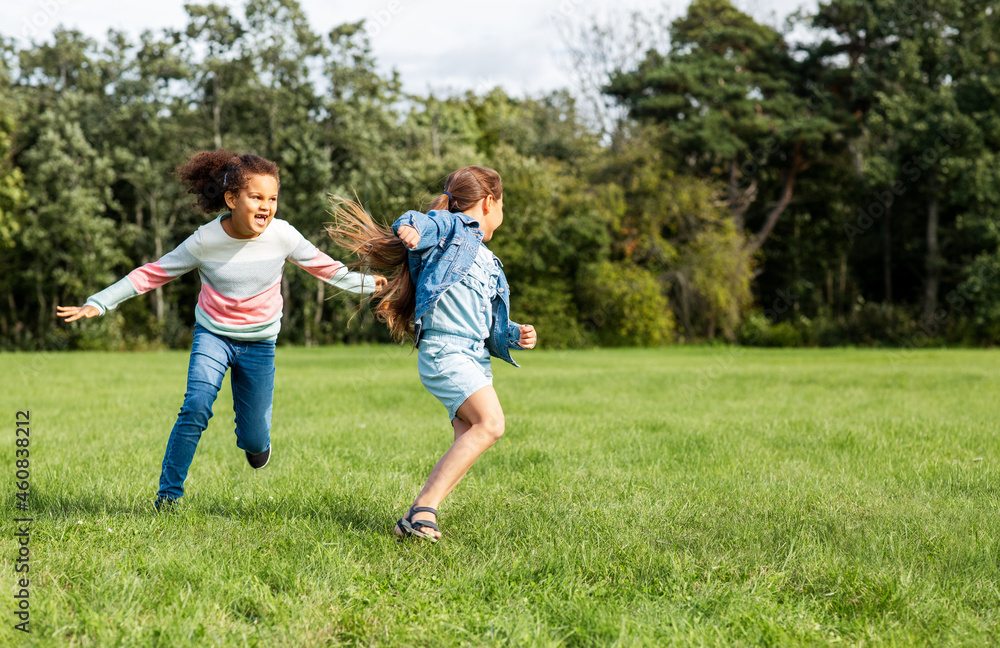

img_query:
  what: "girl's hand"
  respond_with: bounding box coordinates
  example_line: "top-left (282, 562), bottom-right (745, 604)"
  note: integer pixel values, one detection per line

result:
top-left (57, 305), bottom-right (100, 322)
top-left (519, 324), bottom-right (537, 349)
top-left (397, 225), bottom-right (421, 250)
top-left (373, 274), bottom-right (388, 291)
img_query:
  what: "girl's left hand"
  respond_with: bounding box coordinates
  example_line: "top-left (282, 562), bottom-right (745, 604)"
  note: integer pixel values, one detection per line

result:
top-left (519, 324), bottom-right (537, 349)
top-left (373, 274), bottom-right (388, 291)
top-left (57, 305), bottom-right (100, 322)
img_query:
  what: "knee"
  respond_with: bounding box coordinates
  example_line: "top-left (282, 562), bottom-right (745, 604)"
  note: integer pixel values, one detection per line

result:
top-left (177, 390), bottom-right (215, 425)
top-left (243, 438), bottom-right (270, 454)
top-left (235, 415), bottom-right (271, 454)
top-left (480, 413), bottom-right (505, 443)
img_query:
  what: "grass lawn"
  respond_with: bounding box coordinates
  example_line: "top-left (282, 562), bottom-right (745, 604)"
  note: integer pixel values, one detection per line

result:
top-left (2, 346), bottom-right (998, 646)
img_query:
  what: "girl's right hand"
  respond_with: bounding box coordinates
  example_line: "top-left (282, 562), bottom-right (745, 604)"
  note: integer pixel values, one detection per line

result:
top-left (56, 305), bottom-right (100, 322)
top-left (397, 225), bottom-right (421, 250)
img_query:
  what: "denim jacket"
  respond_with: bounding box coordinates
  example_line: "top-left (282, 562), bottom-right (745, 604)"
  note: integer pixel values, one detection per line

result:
top-left (392, 209), bottom-right (522, 366)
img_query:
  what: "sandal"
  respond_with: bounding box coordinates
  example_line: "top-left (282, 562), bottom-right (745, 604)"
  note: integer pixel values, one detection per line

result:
top-left (396, 506), bottom-right (439, 542)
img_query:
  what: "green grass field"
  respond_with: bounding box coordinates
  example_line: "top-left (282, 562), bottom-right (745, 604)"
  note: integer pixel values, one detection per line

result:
top-left (2, 346), bottom-right (998, 647)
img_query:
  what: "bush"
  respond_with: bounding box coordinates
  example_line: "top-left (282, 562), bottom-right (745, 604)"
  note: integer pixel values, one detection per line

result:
top-left (957, 250), bottom-right (1000, 343)
top-left (738, 311), bottom-right (804, 347)
top-left (578, 261), bottom-right (675, 346)
top-left (513, 280), bottom-right (592, 348)
top-left (738, 302), bottom-right (940, 348)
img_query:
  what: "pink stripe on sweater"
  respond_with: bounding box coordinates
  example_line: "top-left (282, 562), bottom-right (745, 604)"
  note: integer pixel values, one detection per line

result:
top-left (127, 262), bottom-right (174, 293)
top-left (299, 251), bottom-right (345, 281)
top-left (198, 282), bottom-right (283, 326)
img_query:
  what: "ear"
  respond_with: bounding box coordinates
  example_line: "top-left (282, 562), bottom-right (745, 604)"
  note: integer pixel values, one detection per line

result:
top-left (483, 195), bottom-right (494, 214)
top-left (224, 190), bottom-right (237, 210)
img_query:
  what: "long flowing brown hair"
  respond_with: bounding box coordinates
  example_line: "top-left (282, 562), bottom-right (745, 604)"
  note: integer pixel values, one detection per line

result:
top-left (326, 165), bottom-right (503, 341)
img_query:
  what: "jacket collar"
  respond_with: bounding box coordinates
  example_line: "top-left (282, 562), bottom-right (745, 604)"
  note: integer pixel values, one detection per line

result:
top-left (430, 209), bottom-right (480, 229)
top-left (456, 212), bottom-right (480, 227)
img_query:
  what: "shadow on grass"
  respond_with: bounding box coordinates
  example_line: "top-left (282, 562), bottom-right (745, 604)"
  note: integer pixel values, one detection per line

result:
top-left (19, 490), bottom-right (157, 519)
top-left (197, 494), bottom-right (393, 534)
top-left (27, 489), bottom-right (395, 536)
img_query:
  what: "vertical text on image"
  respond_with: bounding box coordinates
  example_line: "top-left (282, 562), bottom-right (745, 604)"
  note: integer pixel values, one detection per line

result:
top-left (13, 410), bottom-right (32, 634)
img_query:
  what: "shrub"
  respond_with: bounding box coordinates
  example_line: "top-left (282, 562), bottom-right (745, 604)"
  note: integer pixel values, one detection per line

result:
top-left (579, 261), bottom-right (675, 346)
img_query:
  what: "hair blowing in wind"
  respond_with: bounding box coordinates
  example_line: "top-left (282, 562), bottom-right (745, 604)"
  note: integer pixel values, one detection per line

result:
top-left (325, 166), bottom-right (503, 341)
top-left (326, 197), bottom-right (414, 341)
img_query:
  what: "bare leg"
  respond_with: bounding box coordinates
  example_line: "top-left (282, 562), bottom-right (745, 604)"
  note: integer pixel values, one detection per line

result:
top-left (396, 386), bottom-right (505, 539)
top-left (452, 416), bottom-right (471, 442)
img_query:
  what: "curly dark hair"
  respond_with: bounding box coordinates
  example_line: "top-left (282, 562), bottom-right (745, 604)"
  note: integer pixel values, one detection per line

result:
top-left (176, 149), bottom-right (280, 213)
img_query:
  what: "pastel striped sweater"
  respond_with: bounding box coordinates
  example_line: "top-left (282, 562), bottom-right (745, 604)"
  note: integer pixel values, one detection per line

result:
top-left (85, 214), bottom-right (376, 341)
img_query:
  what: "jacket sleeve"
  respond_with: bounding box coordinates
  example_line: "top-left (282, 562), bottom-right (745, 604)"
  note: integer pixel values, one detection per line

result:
top-left (84, 232), bottom-right (200, 315)
top-left (507, 320), bottom-right (523, 350)
top-left (391, 210), bottom-right (442, 253)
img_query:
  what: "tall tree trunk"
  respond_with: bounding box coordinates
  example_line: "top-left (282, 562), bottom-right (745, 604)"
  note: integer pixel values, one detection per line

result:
top-left (825, 267), bottom-right (833, 309)
top-left (150, 193), bottom-right (165, 321)
top-left (431, 111), bottom-right (441, 159)
top-left (883, 203), bottom-right (892, 304)
top-left (728, 158), bottom-right (742, 233)
top-left (135, 197), bottom-right (144, 230)
top-left (268, 66), bottom-right (278, 156)
top-left (923, 189), bottom-right (940, 323)
top-left (728, 157), bottom-right (755, 233)
top-left (313, 281), bottom-right (325, 346)
top-left (838, 253), bottom-right (848, 322)
top-left (213, 74), bottom-right (223, 150)
top-left (744, 140), bottom-right (807, 257)
top-left (8, 292), bottom-right (20, 347)
top-left (36, 281), bottom-right (47, 349)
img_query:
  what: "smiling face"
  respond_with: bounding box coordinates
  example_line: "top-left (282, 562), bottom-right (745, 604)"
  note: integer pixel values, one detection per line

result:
top-left (222, 174), bottom-right (279, 239)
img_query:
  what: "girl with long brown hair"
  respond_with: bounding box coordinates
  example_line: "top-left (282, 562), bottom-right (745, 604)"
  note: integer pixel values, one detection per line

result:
top-left (329, 165), bottom-right (537, 541)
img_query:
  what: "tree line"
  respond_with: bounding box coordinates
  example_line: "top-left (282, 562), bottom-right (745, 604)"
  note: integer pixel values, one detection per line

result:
top-left (1, 0), bottom-right (998, 350)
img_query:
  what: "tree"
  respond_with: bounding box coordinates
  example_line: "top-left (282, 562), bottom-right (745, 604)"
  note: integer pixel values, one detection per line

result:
top-left (0, 37), bottom-right (26, 250)
top-left (16, 94), bottom-right (124, 348)
top-left (810, 0), bottom-right (999, 324)
top-left (181, 3), bottom-right (248, 150)
top-left (99, 29), bottom-right (194, 341)
top-left (606, 0), bottom-right (839, 258)
top-left (590, 123), bottom-right (754, 340)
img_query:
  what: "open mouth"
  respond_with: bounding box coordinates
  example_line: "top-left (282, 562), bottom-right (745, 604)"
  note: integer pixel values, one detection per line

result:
top-left (254, 214), bottom-right (269, 225)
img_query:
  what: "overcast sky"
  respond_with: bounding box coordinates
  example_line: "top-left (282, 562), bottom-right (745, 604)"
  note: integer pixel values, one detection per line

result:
top-left (1, 0), bottom-right (815, 97)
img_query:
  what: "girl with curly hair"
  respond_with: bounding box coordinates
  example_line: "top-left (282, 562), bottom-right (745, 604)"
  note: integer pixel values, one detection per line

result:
top-left (58, 149), bottom-right (385, 509)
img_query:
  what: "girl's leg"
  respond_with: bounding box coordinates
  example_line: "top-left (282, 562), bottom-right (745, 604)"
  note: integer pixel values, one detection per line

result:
top-left (230, 339), bottom-right (276, 457)
top-left (157, 327), bottom-right (233, 501)
top-left (397, 385), bottom-right (505, 538)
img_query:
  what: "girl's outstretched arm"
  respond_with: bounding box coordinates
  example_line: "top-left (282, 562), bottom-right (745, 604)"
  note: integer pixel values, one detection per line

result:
top-left (56, 305), bottom-right (101, 322)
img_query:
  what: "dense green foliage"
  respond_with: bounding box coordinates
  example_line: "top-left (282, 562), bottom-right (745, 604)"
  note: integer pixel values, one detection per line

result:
top-left (1, 0), bottom-right (998, 349)
top-left (2, 347), bottom-right (998, 646)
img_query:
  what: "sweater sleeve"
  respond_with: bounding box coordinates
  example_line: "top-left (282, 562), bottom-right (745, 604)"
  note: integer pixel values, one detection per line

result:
top-left (84, 232), bottom-right (201, 315)
top-left (287, 228), bottom-right (377, 295)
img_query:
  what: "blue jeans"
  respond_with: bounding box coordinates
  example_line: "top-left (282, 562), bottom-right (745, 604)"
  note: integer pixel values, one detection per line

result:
top-left (157, 325), bottom-right (275, 500)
